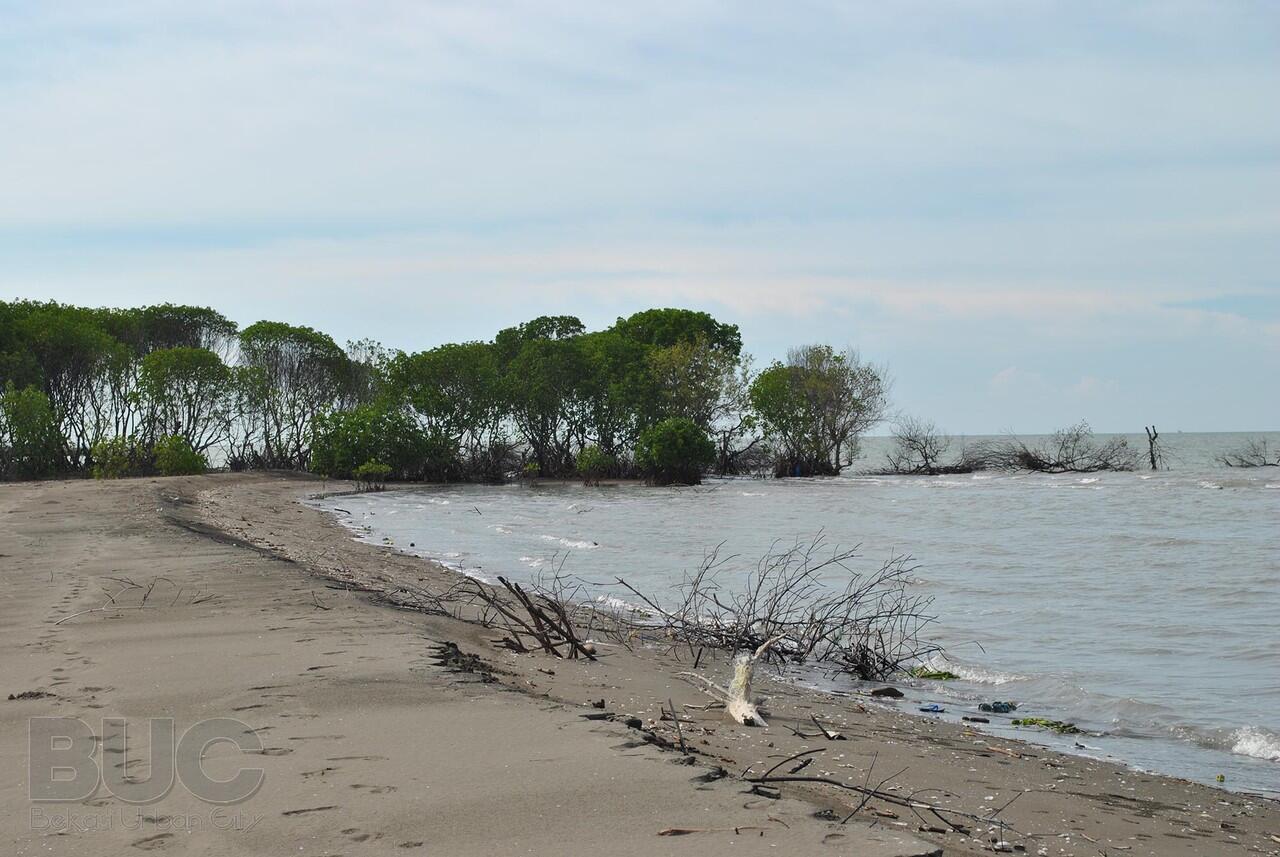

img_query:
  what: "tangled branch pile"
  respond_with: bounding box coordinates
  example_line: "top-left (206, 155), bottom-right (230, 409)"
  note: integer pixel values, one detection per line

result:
top-left (968, 421), bottom-right (1137, 473)
top-left (876, 416), bottom-right (987, 475)
top-left (615, 534), bottom-right (938, 681)
top-left (1217, 437), bottom-right (1278, 468)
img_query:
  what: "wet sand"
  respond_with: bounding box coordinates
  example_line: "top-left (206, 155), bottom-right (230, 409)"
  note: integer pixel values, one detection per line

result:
top-left (2, 473), bottom-right (1276, 856)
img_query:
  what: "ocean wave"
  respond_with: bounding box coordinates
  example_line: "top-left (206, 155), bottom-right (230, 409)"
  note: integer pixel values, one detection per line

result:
top-left (921, 656), bottom-right (1025, 685)
top-left (489, 524), bottom-right (513, 534)
top-left (540, 535), bottom-right (598, 549)
top-left (1231, 727), bottom-right (1280, 762)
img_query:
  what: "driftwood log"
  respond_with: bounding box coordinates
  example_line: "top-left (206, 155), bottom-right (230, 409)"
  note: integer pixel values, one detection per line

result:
top-left (678, 635), bottom-right (784, 726)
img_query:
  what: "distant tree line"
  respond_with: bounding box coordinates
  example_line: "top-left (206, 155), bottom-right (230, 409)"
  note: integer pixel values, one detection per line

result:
top-left (0, 301), bottom-right (892, 485)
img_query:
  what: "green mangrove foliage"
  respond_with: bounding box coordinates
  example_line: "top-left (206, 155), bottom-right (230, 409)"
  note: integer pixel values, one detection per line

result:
top-left (0, 300), bottom-right (893, 484)
top-left (750, 345), bottom-right (889, 477)
top-left (636, 417), bottom-right (716, 485)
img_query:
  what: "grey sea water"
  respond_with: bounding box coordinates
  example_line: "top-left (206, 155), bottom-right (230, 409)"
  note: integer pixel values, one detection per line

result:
top-left (315, 431), bottom-right (1280, 795)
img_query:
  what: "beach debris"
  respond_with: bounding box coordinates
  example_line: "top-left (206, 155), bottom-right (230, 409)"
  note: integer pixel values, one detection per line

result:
top-left (919, 703), bottom-right (945, 713)
top-left (464, 575), bottom-right (597, 660)
top-left (907, 667), bottom-right (960, 680)
top-left (1011, 717), bottom-right (1079, 734)
top-left (810, 714), bottom-right (847, 740)
top-left (429, 641), bottom-right (496, 682)
top-left (870, 686), bottom-right (905, 698)
top-left (7, 690), bottom-right (56, 701)
top-left (613, 536), bottom-right (940, 684)
top-left (677, 636), bottom-right (783, 726)
top-left (984, 745), bottom-right (1030, 759)
top-left (743, 747), bottom-right (1007, 837)
top-left (657, 825), bottom-right (771, 836)
top-left (979, 701), bottom-right (1018, 714)
top-left (963, 716), bottom-right (990, 724)
top-left (667, 698), bottom-right (688, 753)
top-left (691, 766), bottom-right (728, 784)
top-left (591, 698), bottom-right (605, 709)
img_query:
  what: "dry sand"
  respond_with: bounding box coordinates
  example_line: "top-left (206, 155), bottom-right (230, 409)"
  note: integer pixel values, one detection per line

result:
top-left (2, 473), bottom-right (1276, 856)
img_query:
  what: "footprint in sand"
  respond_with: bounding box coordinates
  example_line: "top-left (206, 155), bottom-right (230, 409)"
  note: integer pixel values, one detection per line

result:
top-left (131, 833), bottom-right (174, 850)
top-left (350, 784), bottom-right (397, 794)
top-left (281, 805), bottom-right (336, 817)
top-left (301, 766), bottom-right (338, 779)
top-left (249, 747), bottom-right (293, 756)
top-left (342, 828), bottom-right (384, 843)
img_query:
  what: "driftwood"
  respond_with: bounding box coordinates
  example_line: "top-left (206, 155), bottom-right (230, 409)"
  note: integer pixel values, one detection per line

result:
top-left (678, 635), bottom-right (784, 726)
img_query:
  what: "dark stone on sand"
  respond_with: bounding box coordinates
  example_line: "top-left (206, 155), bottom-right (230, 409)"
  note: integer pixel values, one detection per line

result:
top-left (870, 686), bottom-right (904, 698)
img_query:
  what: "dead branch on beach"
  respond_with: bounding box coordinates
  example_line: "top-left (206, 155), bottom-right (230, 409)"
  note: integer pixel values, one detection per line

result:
top-left (614, 533), bottom-right (939, 683)
top-left (394, 568), bottom-right (599, 660)
top-left (53, 576), bottom-right (185, 625)
top-left (744, 746), bottom-right (1028, 843)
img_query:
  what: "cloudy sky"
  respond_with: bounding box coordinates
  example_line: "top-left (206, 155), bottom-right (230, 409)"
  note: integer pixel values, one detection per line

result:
top-left (1, 1), bottom-right (1276, 433)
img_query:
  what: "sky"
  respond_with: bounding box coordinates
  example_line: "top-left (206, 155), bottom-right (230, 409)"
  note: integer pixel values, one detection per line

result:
top-left (1, 1), bottom-right (1277, 434)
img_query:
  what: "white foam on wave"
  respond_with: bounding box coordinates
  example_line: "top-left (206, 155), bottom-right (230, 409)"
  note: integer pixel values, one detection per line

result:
top-left (1199, 481), bottom-right (1222, 490)
top-left (740, 491), bottom-right (765, 497)
top-left (594, 593), bottom-right (650, 615)
top-left (1079, 477), bottom-right (1099, 485)
top-left (518, 555), bottom-right (545, 568)
top-left (1231, 727), bottom-right (1280, 761)
top-left (923, 656), bottom-right (1025, 685)
top-left (489, 524), bottom-right (513, 534)
top-left (540, 535), bottom-right (598, 550)
top-left (425, 497), bottom-right (451, 505)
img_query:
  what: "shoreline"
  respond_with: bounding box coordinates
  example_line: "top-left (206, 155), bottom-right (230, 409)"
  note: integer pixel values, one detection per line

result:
top-left (310, 477), bottom-right (1280, 798)
top-left (2, 473), bottom-right (1276, 856)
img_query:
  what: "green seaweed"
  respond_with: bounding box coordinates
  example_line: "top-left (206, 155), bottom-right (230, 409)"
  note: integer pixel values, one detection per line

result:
top-left (1011, 717), bottom-right (1080, 734)
top-left (907, 667), bottom-right (960, 681)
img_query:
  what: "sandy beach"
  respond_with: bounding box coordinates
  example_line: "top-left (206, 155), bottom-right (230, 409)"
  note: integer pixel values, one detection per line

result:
top-left (2, 474), bottom-right (1277, 856)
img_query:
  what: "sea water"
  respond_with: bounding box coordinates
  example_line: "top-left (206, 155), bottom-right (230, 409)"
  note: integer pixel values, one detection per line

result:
top-left (314, 431), bottom-right (1280, 795)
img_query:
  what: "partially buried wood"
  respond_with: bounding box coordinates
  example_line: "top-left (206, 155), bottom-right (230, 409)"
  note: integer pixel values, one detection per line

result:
top-left (677, 635), bottom-right (783, 726)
